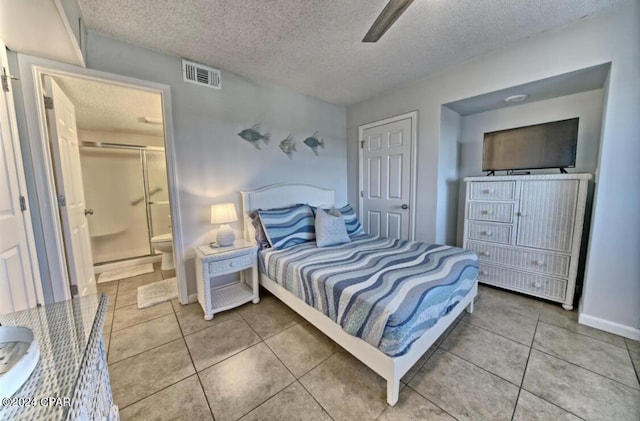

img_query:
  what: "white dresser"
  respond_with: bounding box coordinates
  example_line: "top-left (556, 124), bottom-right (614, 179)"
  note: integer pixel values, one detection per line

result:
top-left (462, 173), bottom-right (591, 310)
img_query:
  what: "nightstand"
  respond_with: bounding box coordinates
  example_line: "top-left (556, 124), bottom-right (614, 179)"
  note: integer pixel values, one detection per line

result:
top-left (194, 240), bottom-right (259, 320)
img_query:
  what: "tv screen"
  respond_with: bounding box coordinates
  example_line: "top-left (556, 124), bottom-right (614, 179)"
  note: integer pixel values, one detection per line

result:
top-left (482, 118), bottom-right (579, 172)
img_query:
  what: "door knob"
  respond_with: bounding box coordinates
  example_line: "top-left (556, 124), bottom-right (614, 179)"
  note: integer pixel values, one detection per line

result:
top-left (84, 208), bottom-right (94, 216)
top-left (401, 204), bottom-right (408, 210)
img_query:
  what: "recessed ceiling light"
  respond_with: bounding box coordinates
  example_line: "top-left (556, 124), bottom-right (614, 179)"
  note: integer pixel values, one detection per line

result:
top-left (504, 94), bottom-right (529, 103)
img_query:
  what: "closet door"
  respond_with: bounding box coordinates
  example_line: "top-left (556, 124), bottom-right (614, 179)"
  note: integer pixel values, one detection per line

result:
top-left (516, 180), bottom-right (579, 252)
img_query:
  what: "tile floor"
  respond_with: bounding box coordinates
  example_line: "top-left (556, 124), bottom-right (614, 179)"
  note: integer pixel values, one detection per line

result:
top-left (98, 270), bottom-right (640, 421)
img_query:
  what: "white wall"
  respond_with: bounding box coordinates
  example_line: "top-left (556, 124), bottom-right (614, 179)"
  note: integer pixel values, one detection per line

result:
top-left (347, 2), bottom-right (640, 338)
top-left (455, 89), bottom-right (605, 245)
top-left (85, 32), bottom-right (348, 299)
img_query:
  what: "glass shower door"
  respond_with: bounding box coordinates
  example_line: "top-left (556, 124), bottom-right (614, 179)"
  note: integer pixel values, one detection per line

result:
top-left (146, 150), bottom-right (171, 237)
top-left (80, 147), bottom-right (151, 263)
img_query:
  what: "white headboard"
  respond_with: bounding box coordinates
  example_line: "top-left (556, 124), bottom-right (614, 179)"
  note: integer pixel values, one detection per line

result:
top-left (240, 184), bottom-right (335, 241)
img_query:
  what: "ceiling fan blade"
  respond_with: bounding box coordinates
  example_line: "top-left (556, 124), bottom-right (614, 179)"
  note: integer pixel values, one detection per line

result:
top-left (362, 0), bottom-right (415, 42)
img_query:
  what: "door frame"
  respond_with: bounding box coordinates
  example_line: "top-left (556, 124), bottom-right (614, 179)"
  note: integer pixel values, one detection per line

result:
top-left (15, 53), bottom-right (188, 304)
top-left (358, 111), bottom-right (418, 241)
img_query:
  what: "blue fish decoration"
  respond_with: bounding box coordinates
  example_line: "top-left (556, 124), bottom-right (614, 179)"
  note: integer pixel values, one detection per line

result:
top-left (238, 124), bottom-right (270, 149)
top-left (279, 134), bottom-right (297, 159)
top-left (303, 131), bottom-right (325, 156)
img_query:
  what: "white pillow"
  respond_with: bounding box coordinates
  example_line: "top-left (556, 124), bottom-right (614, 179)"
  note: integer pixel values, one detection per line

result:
top-left (315, 207), bottom-right (351, 247)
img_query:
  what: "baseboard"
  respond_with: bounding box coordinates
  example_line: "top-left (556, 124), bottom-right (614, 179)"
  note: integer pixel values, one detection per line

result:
top-left (578, 312), bottom-right (640, 341)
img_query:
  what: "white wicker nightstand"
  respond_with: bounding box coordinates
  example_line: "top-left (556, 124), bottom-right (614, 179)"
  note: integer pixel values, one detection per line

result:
top-left (194, 240), bottom-right (260, 320)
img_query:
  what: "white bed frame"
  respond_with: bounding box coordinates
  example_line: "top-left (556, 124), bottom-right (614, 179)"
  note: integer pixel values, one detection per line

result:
top-left (240, 184), bottom-right (477, 406)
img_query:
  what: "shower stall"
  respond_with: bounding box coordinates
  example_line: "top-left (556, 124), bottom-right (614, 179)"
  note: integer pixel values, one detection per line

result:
top-left (79, 142), bottom-right (171, 265)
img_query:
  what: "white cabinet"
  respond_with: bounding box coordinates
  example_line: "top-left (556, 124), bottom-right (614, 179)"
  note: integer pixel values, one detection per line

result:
top-left (463, 174), bottom-right (591, 310)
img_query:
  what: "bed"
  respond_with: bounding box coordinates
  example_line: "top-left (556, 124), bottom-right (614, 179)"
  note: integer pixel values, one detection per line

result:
top-left (241, 184), bottom-right (478, 405)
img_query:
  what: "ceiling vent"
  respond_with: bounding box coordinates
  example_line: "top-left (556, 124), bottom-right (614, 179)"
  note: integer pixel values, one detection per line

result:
top-left (182, 59), bottom-right (222, 89)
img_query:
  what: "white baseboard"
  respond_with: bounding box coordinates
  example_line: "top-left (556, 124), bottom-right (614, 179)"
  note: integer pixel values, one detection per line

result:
top-left (578, 312), bottom-right (640, 341)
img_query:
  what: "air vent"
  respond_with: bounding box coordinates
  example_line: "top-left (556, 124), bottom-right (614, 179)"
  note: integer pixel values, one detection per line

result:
top-left (182, 59), bottom-right (222, 89)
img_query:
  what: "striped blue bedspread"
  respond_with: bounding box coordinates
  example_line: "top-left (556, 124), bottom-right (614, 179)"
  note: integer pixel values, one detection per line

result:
top-left (261, 235), bottom-right (478, 357)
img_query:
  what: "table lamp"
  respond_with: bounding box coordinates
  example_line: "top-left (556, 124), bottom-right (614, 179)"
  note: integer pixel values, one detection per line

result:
top-left (210, 203), bottom-right (238, 246)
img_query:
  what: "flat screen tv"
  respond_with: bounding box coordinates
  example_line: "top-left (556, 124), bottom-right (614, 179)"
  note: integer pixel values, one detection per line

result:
top-left (482, 118), bottom-right (579, 173)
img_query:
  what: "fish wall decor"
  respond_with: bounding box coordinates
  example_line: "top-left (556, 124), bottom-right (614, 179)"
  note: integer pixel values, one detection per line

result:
top-left (279, 134), bottom-right (297, 159)
top-left (238, 124), bottom-right (270, 149)
top-left (303, 131), bottom-right (325, 156)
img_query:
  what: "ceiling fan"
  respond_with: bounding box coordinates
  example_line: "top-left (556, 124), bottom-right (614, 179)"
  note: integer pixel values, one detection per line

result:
top-left (362, 0), bottom-right (415, 42)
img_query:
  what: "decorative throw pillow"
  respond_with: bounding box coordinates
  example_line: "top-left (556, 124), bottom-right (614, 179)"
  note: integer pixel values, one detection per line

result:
top-left (258, 204), bottom-right (315, 250)
top-left (248, 210), bottom-right (270, 249)
top-left (315, 207), bottom-right (351, 247)
top-left (337, 204), bottom-right (365, 237)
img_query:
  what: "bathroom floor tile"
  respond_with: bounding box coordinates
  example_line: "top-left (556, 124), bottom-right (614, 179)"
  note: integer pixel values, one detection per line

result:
top-left (199, 342), bottom-right (295, 421)
top-left (378, 387), bottom-right (456, 421)
top-left (109, 339), bottom-right (195, 409)
top-left (523, 350), bottom-right (640, 420)
top-left (401, 345), bottom-right (437, 385)
top-left (300, 351), bottom-right (388, 420)
top-left (111, 301), bottom-right (173, 331)
top-left (118, 375), bottom-right (212, 420)
top-left (409, 349), bottom-right (519, 421)
top-left (114, 287), bottom-right (138, 309)
top-left (513, 390), bottom-right (581, 421)
top-left (175, 303), bottom-right (239, 336)
top-left (464, 301), bottom-right (538, 346)
top-left (108, 313), bottom-right (181, 363)
top-left (533, 321), bottom-right (639, 389)
top-left (539, 302), bottom-right (626, 348)
top-left (238, 295), bottom-right (302, 339)
top-left (265, 321), bottom-right (340, 378)
top-left (441, 320), bottom-right (529, 385)
top-left (117, 271), bottom-right (163, 292)
top-left (239, 382), bottom-right (331, 421)
top-left (185, 317), bottom-right (260, 372)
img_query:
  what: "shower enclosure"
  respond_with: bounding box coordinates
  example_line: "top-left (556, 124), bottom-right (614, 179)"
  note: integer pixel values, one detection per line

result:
top-left (79, 142), bottom-right (171, 265)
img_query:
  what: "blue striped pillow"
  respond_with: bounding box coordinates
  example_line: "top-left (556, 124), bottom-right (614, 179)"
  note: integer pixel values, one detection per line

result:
top-left (338, 204), bottom-right (365, 237)
top-left (311, 204), bottom-right (364, 237)
top-left (258, 204), bottom-right (316, 249)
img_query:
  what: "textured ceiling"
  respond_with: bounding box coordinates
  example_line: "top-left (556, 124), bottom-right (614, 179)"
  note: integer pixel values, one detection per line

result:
top-left (54, 75), bottom-right (163, 136)
top-left (77, 0), bottom-right (625, 106)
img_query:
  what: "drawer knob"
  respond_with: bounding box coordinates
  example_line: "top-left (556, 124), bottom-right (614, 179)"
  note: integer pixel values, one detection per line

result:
top-left (483, 189), bottom-right (495, 194)
top-left (229, 261), bottom-right (235, 267)
top-left (480, 251), bottom-right (490, 257)
top-left (481, 230), bottom-right (492, 236)
top-left (480, 270), bottom-right (488, 276)
top-left (518, 211), bottom-right (527, 217)
top-left (535, 260), bottom-right (544, 266)
top-left (482, 210), bottom-right (494, 215)
top-left (533, 282), bottom-right (542, 288)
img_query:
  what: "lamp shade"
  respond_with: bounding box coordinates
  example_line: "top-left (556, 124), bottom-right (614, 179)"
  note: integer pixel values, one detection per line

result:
top-left (210, 203), bottom-right (238, 225)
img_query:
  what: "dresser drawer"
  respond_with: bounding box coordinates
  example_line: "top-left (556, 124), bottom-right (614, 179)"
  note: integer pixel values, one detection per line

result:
top-left (478, 263), bottom-right (568, 302)
top-left (467, 241), bottom-right (570, 277)
top-left (207, 253), bottom-right (255, 274)
top-left (470, 181), bottom-right (516, 201)
top-left (468, 202), bottom-right (514, 223)
top-left (467, 222), bottom-right (512, 244)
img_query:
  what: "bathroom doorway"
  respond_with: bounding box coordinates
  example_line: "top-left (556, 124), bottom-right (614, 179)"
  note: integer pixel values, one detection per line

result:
top-left (43, 74), bottom-right (174, 287)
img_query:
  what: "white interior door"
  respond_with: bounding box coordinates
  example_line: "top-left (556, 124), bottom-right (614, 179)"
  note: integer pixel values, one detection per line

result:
top-left (0, 42), bottom-right (42, 314)
top-left (360, 114), bottom-right (416, 240)
top-left (44, 75), bottom-right (96, 297)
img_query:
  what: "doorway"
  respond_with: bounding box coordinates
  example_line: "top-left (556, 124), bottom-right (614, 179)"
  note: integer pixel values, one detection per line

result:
top-left (15, 54), bottom-right (186, 304)
top-left (358, 111), bottom-right (418, 241)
